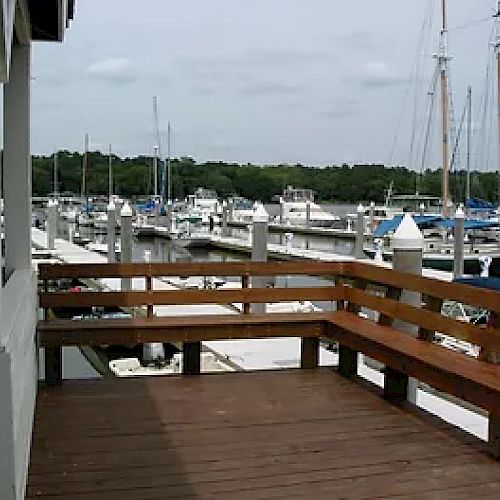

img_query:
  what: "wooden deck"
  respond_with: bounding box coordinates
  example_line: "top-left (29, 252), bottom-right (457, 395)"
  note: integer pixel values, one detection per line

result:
top-left (27, 369), bottom-right (500, 499)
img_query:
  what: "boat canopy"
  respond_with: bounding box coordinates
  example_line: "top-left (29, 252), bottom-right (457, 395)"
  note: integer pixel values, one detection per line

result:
top-left (436, 219), bottom-right (500, 230)
top-left (465, 198), bottom-right (498, 212)
top-left (372, 215), bottom-right (442, 237)
top-left (453, 277), bottom-right (500, 292)
top-left (373, 215), bottom-right (499, 237)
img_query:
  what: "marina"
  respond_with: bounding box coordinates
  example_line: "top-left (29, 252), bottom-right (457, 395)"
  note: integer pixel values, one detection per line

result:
top-left (2, 1), bottom-right (500, 499)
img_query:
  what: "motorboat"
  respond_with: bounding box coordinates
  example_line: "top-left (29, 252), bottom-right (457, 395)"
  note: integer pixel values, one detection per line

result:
top-left (277, 186), bottom-right (339, 227)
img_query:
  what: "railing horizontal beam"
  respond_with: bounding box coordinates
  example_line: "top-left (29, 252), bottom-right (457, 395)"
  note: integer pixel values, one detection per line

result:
top-left (38, 313), bottom-right (330, 347)
top-left (38, 261), bottom-right (345, 280)
top-left (345, 287), bottom-right (500, 353)
top-left (346, 262), bottom-right (500, 314)
top-left (40, 286), bottom-right (344, 309)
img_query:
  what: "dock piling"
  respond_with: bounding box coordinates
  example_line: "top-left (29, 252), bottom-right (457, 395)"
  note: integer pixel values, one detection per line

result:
top-left (107, 200), bottom-right (116, 263)
top-left (355, 204), bottom-right (365, 259)
top-left (47, 199), bottom-right (58, 250)
top-left (390, 214), bottom-right (423, 405)
top-left (453, 205), bottom-right (465, 278)
top-left (120, 202), bottom-right (133, 291)
top-left (251, 203), bottom-right (269, 313)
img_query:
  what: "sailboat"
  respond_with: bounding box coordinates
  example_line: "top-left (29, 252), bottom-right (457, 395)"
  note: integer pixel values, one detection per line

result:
top-left (365, 0), bottom-right (500, 273)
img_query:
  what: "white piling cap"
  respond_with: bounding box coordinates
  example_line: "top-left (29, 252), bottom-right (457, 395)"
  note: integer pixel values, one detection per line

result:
top-left (370, 201), bottom-right (375, 208)
top-left (392, 214), bottom-right (423, 250)
top-left (357, 203), bottom-right (365, 213)
top-left (120, 201), bottom-right (133, 217)
top-left (455, 205), bottom-right (464, 219)
top-left (253, 202), bottom-right (269, 223)
top-left (107, 200), bottom-right (115, 211)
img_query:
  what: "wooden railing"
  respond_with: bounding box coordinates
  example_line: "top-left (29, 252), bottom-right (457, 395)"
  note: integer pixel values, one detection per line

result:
top-left (37, 260), bottom-right (500, 456)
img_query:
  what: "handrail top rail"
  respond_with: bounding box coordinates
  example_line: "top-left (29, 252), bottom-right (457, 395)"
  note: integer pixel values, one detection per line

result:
top-left (38, 261), bottom-right (345, 279)
top-left (38, 260), bottom-right (500, 314)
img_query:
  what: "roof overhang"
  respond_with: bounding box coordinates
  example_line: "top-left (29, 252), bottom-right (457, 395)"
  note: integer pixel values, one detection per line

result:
top-left (0, 0), bottom-right (74, 82)
top-left (28, 0), bottom-right (75, 42)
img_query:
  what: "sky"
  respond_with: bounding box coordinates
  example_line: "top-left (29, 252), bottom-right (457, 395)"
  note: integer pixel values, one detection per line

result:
top-left (30, 0), bottom-right (499, 170)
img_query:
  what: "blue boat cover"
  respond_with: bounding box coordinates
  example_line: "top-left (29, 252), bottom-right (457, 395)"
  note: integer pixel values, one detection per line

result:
top-left (465, 198), bottom-right (498, 212)
top-left (453, 277), bottom-right (500, 292)
top-left (373, 214), bottom-right (499, 237)
top-left (372, 215), bottom-right (442, 237)
top-left (437, 219), bottom-right (500, 230)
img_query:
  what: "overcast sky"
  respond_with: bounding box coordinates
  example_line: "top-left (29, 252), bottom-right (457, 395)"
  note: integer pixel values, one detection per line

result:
top-left (31, 0), bottom-right (498, 169)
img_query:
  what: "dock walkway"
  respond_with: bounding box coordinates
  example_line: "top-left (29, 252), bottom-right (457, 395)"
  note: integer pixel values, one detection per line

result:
top-left (27, 369), bottom-right (500, 499)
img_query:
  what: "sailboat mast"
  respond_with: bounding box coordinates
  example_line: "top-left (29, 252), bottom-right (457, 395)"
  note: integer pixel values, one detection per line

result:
top-left (439, 0), bottom-right (450, 217)
top-left (108, 144), bottom-right (113, 199)
top-left (495, 2), bottom-right (500, 205)
top-left (466, 86), bottom-right (472, 202)
top-left (53, 151), bottom-right (59, 198)
top-left (167, 121), bottom-right (172, 203)
top-left (82, 133), bottom-right (89, 200)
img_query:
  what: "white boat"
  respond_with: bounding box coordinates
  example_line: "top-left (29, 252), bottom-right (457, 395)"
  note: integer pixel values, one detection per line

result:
top-left (93, 212), bottom-right (108, 230)
top-left (86, 241), bottom-right (121, 256)
top-left (60, 207), bottom-right (79, 223)
top-left (186, 187), bottom-right (220, 225)
top-left (109, 352), bottom-right (235, 377)
top-left (170, 231), bottom-right (211, 249)
top-left (229, 196), bottom-right (254, 223)
top-left (277, 186), bottom-right (339, 227)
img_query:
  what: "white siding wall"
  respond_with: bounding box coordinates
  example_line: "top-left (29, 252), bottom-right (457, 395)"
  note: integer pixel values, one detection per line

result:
top-left (0, 270), bottom-right (38, 500)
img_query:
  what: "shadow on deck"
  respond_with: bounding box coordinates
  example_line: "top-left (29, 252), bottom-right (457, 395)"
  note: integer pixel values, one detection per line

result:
top-left (27, 369), bottom-right (500, 499)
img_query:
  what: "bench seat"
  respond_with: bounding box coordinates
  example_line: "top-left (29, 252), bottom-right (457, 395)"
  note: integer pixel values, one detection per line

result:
top-left (38, 309), bottom-right (500, 415)
top-left (327, 310), bottom-right (500, 415)
top-left (37, 312), bottom-right (332, 347)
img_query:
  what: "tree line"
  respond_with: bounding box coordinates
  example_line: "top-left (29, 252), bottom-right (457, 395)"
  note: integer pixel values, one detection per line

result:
top-left (32, 151), bottom-right (498, 204)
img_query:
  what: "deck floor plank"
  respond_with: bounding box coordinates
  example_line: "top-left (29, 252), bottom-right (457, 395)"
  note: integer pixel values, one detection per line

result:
top-left (27, 369), bottom-right (500, 499)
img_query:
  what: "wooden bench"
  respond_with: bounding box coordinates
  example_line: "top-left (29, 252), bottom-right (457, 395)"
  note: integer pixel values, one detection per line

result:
top-left (37, 260), bottom-right (500, 457)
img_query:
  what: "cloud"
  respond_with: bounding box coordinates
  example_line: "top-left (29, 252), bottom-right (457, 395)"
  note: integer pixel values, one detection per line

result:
top-left (356, 61), bottom-right (407, 88)
top-left (325, 99), bottom-right (359, 119)
top-left (86, 57), bottom-right (136, 84)
top-left (333, 30), bottom-right (378, 52)
top-left (240, 81), bottom-right (303, 96)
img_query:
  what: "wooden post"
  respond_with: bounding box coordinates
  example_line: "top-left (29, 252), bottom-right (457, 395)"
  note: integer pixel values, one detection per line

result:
top-left (183, 342), bottom-right (201, 375)
top-left (242, 274), bottom-right (250, 314)
top-left (45, 347), bottom-right (62, 386)
top-left (489, 413), bottom-right (500, 459)
top-left (338, 344), bottom-right (357, 378)
top-left (384, 367), bottom-right (408, 403)
top-left (488, 313), bottom-right (500, 458)
top-left (43, 277), bottom-right (62, 386)
top-left (301, 337), bottom-right (319, 369)
top-left (146, 274), bottom-right (153, 318)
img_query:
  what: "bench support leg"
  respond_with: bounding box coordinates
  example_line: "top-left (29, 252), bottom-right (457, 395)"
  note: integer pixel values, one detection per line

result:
top-left (45, 347), bottom-right (62, 386)
top-left (338, 345), bottom-right (357, 378)
top-left (384, 367), bottom-right (408, 403)
top-left (489, 413), bottom-right (500, 459)
top-left (301, 337), bottom-right (319, 369)
top-left (183, 342), bottom-right (201, 375)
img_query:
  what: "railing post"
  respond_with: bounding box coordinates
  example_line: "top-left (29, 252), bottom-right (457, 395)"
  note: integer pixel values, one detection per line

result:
top-left (487, 313), bottom-right (500, 458)
top-left (242, 274), bottom-right (250, 314)
top-left (145, 266), bottom-right (153, 318)
top-left (338, 278), bottom-right (366, 378)
top-left (301, 337), bottom-right (319, 369)
top-left (45, 348), bottom-right (63, 386)
top-left (384, 367), bottom-right (408, 403)
top-left (183, 342), bottom-right (201, 375)
top-left (43, 277), bottom-right (63, 386)
top-left (338, 345), bottom-right (357, 378)
top-left (489, 414), bottom-right (500, 459)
